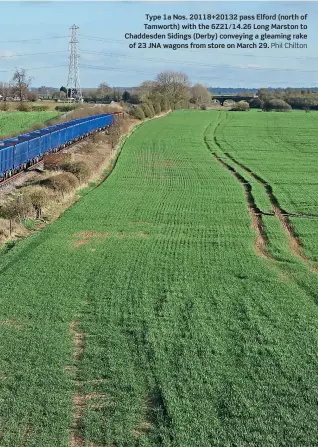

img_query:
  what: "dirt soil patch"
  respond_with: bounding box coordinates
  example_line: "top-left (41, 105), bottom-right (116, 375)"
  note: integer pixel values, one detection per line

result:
top-left (73, 231), bottom-right (111, 248)
top-left (0, 319), bottom-right (23, 328)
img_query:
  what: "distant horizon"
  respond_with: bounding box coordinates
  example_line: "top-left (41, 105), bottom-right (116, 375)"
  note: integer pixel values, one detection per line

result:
top-left (30, 86), bottom-right (318, 91)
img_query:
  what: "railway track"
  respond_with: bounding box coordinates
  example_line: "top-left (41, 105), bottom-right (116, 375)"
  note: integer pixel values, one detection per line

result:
top-left (0, 125), bottom-right (108, 190)
top-left (0, 111), bottom-right (124, 191)
top-left (0, 161), bottom-right (44, 187)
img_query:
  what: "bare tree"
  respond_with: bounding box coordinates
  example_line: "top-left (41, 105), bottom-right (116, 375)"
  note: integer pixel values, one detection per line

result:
top-left (37, 86), bottom-right (47, 97)
top-left (112, 87), bottom-right (121, 102)
top-left (0, 82), bottom-right (12, 108)
top-left (97, 82), bottom-right (111, 99)
top-left (155, 71), bottom-right (191, 107)
top-left (11, 68), bottom-right (32, 103)
top-left (191, 84), bottom-right (212, 105)
top-left (27, 92), bottom-right (38, 102)
top-left (137, 80), bottom-right (158, 101)
top-left (37, 86), bottom-right (55, 98)
top-left (88, 89), bottom-right (99, 102)
top-left (53, 90), bottom-right (67, 101)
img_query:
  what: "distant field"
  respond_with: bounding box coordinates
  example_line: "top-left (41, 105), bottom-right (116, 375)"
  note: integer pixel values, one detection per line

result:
top-left (0, 111), bottom-right (60, 138)
top-left (3, 100), bottom-right (59, 112)
top-left (0, 110), bottom-right (318, 446)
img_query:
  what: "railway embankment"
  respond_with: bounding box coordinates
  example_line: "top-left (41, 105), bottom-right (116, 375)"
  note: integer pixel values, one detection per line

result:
top-left (0, 111), bottom-right (170, 248)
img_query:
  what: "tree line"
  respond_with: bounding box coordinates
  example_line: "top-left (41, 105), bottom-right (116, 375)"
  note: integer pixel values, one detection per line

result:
top-left (0, 68), bottom-right (213, 116)
top-left (1, 67), bottom-right (318, 115)
top-left (216, 88), bottom-right (318, 112)
top-left (250, 88), bottom-right (318, 111)
top-left (83, 72), bottom-right (212, 112)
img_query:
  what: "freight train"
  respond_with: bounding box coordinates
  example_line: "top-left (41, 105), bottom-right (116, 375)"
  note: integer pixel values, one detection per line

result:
top-left (0, 112), bottom-right (121, 182)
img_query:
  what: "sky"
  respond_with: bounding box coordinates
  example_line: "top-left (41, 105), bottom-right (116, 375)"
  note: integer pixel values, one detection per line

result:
top-left (0, 1), bottom-right (317, 89)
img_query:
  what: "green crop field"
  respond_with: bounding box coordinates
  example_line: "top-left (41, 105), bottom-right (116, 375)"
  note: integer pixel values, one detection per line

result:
top-left (0, 111), bottom-right (60, 138)
top-left (212, 109), bottom-right (318, 262)
top-left (0, 110), bottom-right (318, 446)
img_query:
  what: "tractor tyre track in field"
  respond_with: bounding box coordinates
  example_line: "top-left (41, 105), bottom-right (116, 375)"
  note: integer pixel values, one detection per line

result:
top-left (69, 309), bottom-right (107, 446)
top-left (2, 110), bottom-right (318, 446)
top-left (66, 114), bottom-right (173, 447)
top-left (203, 118), bottom-right (272, 260)
top-left (205, 113), bottom-right (317, 271)
top-left (223, 152), bottom-right (318, 272)
top-left (69, 321), bottom-right (85, 447)
top-left (212, 153), bottom-right (272, 260)
top-left (204, 114), bottom-right (318, 308)
top-left (21, 425), bottom-right (32, 447)
top-left (223, 155), bottom-right (318, 217)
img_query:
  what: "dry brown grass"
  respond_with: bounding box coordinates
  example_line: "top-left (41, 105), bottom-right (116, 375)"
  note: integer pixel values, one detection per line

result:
top-left (89, 132), bottom-right (105, 145)
top-left (43, 152), bottom-right (70, 170)
top-left (3, 101), bottom-right (58, 112)
top-left (0, 218), bottom-right (11, 238)
top-left (35, 172), bottom-right (79, 196)
top-left (0, 194), bottom-right (33, 222)
top-left (49, 103), bottom-right (124, 126)
top-left (59, 160), bottom-right (93, 183)
top-left (22, 185), bottom-right (55, 206)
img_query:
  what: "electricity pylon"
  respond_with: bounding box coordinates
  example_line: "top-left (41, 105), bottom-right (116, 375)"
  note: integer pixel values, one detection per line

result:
top-left (66, 24), bottom-right (83, 103)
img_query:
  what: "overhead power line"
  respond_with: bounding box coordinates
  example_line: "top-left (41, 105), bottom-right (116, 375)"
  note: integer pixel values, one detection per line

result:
top-left (0, 36), bottom-right (68, 44)
top-left (80, 34), bottom-right (318, 61)
top-left (0, 50), bottom-right (68, 59)
top-left (0, 30), bottom-right (315, 87)
top-left (0, 46), bottom-right (315, 75)
top-left (0, 61), bottom-right (313, 88)
top-left (79, 64), bottom-right (316, 86)
top-left (0, 64), bottom-right (68, 73)
top-left (80, 49), bottom-right (318, 74)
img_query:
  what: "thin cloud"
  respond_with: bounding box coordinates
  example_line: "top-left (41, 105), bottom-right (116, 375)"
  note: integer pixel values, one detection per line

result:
top-left (0, 50), bottom-right (15, 58)
top-left (233, 64), bottom-right (263, 69)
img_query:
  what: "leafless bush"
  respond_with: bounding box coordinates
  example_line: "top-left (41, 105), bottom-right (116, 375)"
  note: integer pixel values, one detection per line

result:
top-left (0, 194), bottom-right (33, 233)
top-left (0, 102), bottom-right (9, 111)
top-left (30, 123), bottom-right (44, 131)
top-left (0, 218), bottom-right (11, 238)
top-left (90, 132), bottom-right (105, 144)
top-left (79, 141), bottom-right (96, 154)
top-left (89, 152), bottom-right (105, 169)
top-left (36, 172), bottom-right (79, 196)
top-left (106, 120), bottom-right (123, 149)
top-left (0, 195), bottom-right (32, 220)
top-left (43, 152), bottom-right (71, 171)
top-left (60, 172), bottom-right (80, 189)
top-left (16, 102), bottom-right (31, 112)
top-left (22, 186), bottom-right (54, 219)
top-left (59, 160), bottom-right (92, 183)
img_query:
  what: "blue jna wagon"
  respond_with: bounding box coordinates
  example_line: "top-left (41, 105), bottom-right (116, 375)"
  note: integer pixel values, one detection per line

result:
top-left (0, 113), bottom-right (115, 181)
top-left (0, 141), bottom-right (15, 179)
